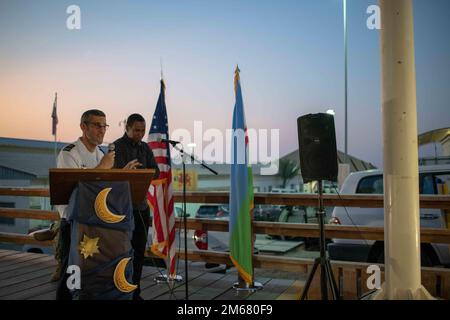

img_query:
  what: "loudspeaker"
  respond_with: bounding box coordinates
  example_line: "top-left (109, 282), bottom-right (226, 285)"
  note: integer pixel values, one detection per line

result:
top-left (297, 113), bottom-right (338, 183)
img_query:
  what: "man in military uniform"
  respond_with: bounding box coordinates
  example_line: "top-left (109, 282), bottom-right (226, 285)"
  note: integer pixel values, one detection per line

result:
top-left (113, 113), bottom-right (159, 300)
top-left (55, 109), bottom-right (115, 299)
top-left (55, 109), bottom-right (144, 300)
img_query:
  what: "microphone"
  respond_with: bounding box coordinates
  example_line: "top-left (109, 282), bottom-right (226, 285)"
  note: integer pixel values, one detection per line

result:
top-left (158, 138), bottom-right (180, 146)
top-left (107, 143), bottom-right (116, 168)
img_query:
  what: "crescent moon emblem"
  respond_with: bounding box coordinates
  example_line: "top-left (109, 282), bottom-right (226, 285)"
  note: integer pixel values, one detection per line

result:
top-left (113, 257), bottom-right (138, 293)
top-left (94, 188), bottom-right (126, 224)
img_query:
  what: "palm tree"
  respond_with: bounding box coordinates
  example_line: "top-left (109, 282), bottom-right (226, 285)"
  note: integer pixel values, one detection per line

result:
top-left (277, 159), bottom-right (300, 189)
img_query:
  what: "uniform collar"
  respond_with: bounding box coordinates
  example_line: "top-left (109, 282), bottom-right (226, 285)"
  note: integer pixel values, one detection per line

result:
top-left (77, 137), bottom-right (99, 154)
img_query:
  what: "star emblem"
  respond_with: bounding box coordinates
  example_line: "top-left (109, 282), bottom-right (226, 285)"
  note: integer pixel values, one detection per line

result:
top-left (79, 234), bottom-right (100, 259)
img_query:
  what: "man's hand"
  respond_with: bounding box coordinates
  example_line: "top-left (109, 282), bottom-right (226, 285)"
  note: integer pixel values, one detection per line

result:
top-left (124, 159), bottom-right (142, 170)
top-left (96, 151), bottom-right (115, 169)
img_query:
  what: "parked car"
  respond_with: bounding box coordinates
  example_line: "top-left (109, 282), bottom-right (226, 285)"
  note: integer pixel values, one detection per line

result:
top-left (328, 164), bottom-right (450, 267)
top-left (193, 204), bottom-right (230, 270)
top-left (253, 205), bottom-right (282, 222)
top-left (174, 206), bottom-right (190, 218)
top-left (195, 205), bottom-right (229, 220)
top-left (268, 205), bottom-right (332, 247)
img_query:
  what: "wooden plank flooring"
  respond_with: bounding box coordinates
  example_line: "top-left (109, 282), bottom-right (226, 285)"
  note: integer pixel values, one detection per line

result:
top-left (0, 249), bottom-right (304, 300)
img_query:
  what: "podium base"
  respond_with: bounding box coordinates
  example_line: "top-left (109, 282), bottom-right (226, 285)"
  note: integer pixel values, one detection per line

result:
top-left (232, 281), bottom-right (263, 292)
top-left (154, 274), bottom-right (183, 284)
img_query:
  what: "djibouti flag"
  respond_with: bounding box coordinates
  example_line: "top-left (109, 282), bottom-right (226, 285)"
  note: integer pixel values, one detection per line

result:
top-left (229, 66), bottom-right (254, 285)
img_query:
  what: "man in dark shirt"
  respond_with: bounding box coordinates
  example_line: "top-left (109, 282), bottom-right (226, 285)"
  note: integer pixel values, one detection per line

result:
top-left (113, 113), bottom-right (159, 300)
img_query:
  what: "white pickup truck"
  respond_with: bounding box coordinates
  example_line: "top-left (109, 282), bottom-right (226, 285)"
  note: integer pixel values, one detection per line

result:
top-left (328, 164), bottom-right (450, 267)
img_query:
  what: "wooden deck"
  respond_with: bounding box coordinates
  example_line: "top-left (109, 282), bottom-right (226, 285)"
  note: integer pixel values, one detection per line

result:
top-left (0, 249), bottom-right (303, 300)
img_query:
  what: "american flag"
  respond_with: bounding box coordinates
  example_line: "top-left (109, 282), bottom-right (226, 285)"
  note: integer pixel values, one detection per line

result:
top-left (147, 79), bottom-right (176, 277)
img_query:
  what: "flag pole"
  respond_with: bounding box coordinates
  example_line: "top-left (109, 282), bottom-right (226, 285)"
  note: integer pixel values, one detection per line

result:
top-left (151, 75), bottom-right (183, 287)
top-left (54, 131), bottom-right (57, 166)
top-left (53, 92), bottom-right (58, 166)
top-left (160, 61), bottom-right (173, 284)
top-left (230, 66), bottom-right (262, 293)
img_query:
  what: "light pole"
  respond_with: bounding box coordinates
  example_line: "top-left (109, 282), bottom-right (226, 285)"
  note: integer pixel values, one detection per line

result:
top-left (187, 143), bottom-right (196, 164)
top-left (343, 0), bottom-right (348, 164)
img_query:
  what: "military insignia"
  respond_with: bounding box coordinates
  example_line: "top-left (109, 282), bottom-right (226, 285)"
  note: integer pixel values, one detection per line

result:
top-left (63, 144), bottom-right (75, 152)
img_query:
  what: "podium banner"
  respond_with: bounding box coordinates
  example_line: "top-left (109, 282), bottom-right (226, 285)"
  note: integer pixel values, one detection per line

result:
top-left (68, 181), bottom-right (136, 300)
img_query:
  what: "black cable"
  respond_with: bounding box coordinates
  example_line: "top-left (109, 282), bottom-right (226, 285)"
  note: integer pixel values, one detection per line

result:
top-left (163, 203), bottom-right (185, 300)
top-left (173, 209), bottom-right (184, 297)
top-left (358, 289), bottom-right (377, 300)
top-left (331, 186), bottom-right (371, 247)
top-left (182, 156), bottom-right (189, 300)
top-left (150, 202), bottom-right (184, 300)
top-left (169, 151), bottom-right (189, 299)
top-left (151, 153), bottom-right (188, 300)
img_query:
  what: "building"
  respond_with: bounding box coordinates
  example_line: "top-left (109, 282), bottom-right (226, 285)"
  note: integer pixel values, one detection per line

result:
top-left (417, 128), bottom-right (450, 166)
top-left (170, 148), bottom-right (376, 193)
top-left (0, 137), bottom-right (378, 194)
top-left (0, 137), bottom-right (68, 248)
top-left (0, 136), bottom-right (377, 233)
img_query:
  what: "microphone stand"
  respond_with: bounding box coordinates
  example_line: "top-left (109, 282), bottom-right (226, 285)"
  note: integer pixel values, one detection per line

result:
top-left (169, 142), bottom-right (218, 301)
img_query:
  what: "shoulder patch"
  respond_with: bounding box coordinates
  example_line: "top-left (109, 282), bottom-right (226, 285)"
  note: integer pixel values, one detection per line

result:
top-left (63, 144), bottom-right (76, 152)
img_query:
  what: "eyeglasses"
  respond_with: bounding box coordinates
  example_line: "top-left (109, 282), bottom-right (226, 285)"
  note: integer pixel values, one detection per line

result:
top-left (85, 122), bottom-right (110, 130)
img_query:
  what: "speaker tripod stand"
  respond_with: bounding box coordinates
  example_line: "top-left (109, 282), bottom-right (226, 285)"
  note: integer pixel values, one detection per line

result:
top-left (300, 180), bottom-right (340, 300)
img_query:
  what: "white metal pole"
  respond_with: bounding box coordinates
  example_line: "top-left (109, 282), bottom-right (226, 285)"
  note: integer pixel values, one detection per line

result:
top-left (373, 0), bottom-right (433, 300)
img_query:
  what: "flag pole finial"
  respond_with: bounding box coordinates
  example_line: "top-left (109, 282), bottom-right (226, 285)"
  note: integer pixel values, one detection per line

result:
top-left (234, 65), bottom-right (240, 92)
top-left (160, 57), bottom-right (164, 81)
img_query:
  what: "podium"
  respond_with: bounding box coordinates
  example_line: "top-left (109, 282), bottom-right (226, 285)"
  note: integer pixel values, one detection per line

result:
top-left (49, 169), bottom-right (155, 300)
top-left (49, 169), bottom-right (156, 206)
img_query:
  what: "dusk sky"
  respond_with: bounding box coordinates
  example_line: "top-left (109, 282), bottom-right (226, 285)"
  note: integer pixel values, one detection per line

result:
top-left (0, 0), bottom-right (449, 168)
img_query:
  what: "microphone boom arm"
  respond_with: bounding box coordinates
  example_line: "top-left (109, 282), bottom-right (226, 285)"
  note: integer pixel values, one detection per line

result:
top-left (170, 144), bottom-right (218, 176)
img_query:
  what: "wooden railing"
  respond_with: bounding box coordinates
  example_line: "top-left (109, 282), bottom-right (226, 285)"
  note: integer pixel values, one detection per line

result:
top-left (176, 249), bottom-right (450, 299)
top-left (1, 187), bottom-right (450, 299)
top-left (2, 187), bottom-right (450, 208)
top-left (2, 188), bottom-right (450, 244)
